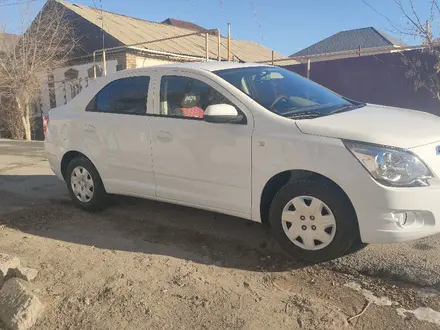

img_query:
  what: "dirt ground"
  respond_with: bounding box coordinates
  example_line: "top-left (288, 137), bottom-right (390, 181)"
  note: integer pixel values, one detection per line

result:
top-left (0, 140), bottom-right (440, 329)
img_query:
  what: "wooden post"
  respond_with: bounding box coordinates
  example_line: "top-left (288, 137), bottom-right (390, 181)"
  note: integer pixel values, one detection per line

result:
top-left (271, 50), bottom-right (274, 65)
top-left (218, 30), bottom-right (221, 61)
top-left (307, 58), bottom-right (311, 79)
top-left (93, 52), bottom-right (97, 79)
top-left (103, 50), bottom-right (107, 76)
top-left (227, 23), bottom-right (231, 61)
top-left (205, 32), bottom-right (209, 62)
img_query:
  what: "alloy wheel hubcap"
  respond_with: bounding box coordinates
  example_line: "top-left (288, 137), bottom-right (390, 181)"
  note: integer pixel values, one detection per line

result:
top-left (71, 166), bottom-right (94, 203)
top-left (281, 196), bottom-right (336, 251)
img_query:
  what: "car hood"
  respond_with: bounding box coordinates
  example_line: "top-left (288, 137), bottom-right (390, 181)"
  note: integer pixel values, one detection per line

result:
top-left (295, 104), bottom-right (440, 149)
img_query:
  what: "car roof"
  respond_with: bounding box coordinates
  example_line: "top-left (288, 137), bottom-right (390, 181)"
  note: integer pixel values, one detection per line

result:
top-left (125, 61), bottom-right (270, 74)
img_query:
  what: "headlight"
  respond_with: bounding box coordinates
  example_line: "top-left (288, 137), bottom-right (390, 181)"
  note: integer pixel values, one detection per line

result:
top-left (343, 140), bottom-right (433, 187)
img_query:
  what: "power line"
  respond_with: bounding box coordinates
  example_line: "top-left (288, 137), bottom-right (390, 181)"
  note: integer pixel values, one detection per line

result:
top-left (0, 0), bottom-right (36, 7)
top-left (248, 0), bottom-right (263, 43)
top-left (92, 0), bottom-right (104, 49)
top-left (100, 0), bottom-right (104, 49)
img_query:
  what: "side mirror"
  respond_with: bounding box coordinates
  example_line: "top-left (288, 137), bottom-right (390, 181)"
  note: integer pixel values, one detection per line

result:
top-left (204, 104), bottom-right (239, 123)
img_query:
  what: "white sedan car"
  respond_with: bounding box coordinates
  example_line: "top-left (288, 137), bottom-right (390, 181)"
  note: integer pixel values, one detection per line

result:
top-left (45, 61), bottom-right (440, 262)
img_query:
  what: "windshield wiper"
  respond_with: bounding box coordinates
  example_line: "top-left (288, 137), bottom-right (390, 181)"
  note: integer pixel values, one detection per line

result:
top-left (288, 111), bottom-right (323, 119)
top-left (328, 103), bottom-right (366, 115)
top-left (281, 104), bottom-right (331, 116)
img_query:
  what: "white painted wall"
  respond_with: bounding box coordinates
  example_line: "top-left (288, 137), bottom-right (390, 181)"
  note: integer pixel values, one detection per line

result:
top-left (39, 60), bottom-right (118, 115)
top-left (52, 60), bottom-right (118, 110)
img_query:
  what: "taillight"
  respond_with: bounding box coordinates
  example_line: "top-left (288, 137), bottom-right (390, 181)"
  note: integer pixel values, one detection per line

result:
top-left (43, 115), bottom-right (49, 135)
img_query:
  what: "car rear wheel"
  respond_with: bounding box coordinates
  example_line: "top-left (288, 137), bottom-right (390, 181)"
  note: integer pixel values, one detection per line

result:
top-left (66, 157), bottom-right (108, 211)
top-left (269, 178), bottom-right (360, 262)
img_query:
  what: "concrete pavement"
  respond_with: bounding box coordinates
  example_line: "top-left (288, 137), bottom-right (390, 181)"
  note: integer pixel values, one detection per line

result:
top-left (0, 139), bottom-right (67, 215)
top-left (0, 139), bottom-right (45, 156)
top-left (1, 139), bottom-right (440, 289)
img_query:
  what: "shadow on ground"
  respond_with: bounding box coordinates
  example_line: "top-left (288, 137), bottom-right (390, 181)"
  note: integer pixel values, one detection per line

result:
top-left (3, 174), bottom-right (440, 289)
top-left (0, 175), bottom-right (317, 272)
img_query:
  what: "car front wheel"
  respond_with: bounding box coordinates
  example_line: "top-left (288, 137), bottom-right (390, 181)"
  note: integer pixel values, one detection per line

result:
top-left (269, 179), bottom-right (361, 262)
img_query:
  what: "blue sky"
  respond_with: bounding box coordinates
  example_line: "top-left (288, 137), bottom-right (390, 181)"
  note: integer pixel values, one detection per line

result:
top-left (1, 0), bottom-right (434, 55)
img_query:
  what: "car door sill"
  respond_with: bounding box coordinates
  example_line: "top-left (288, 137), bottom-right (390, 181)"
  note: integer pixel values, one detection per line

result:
top-left (117, 190), bottom-right (253, 221)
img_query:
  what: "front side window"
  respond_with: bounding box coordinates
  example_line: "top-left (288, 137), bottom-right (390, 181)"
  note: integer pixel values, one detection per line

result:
top-left (87, 76), bottom-right (150, 115)
top-left (159, 75), bottom-right (240, 120)
top-left (215, 67), bottom-right (364, 119)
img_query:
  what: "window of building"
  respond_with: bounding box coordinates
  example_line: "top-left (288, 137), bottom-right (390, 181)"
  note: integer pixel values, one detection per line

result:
top-left (86, 76), bottom-right (150, 115)
top-left (87, 65), bottom-right (103, 79)
top-left (64, 68), bottom-right (81, 99)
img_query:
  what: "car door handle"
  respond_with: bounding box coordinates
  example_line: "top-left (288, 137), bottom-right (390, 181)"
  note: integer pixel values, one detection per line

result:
top-left (83, 124), bottom-right (95, 132)
top-left (157, 130), bottom-right (172, 142)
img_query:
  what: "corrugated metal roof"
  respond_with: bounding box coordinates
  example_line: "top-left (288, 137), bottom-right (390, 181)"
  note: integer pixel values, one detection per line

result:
top-left (291, 27), bottom-right (407, 57)
top-left (58, 0), bottom-right (292, 63)
top-left (161, 18), bottom-right (210, 34)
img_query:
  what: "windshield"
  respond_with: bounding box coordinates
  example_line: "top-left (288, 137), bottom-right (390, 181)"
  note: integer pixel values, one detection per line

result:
top-left (215, 66), bottom-right (362, 119)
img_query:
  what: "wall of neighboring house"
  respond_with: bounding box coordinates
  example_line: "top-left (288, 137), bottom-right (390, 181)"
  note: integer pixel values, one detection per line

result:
top-left (51, 60), bottom-right (118, 113)
top-left (284, 49), bottom-right (440, 115)
top-left (126, 53), bottom-right (176, 69)
top-left (38, 60), bottom-right (118, 115)
top-left (135, 55), bottom-right (175, 68)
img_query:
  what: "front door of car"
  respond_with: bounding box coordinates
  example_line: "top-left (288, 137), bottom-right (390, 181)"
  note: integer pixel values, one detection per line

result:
top-left (149, 70), bottom-right (253, 217)
top-left (81, 74), bottom-right (155, 197)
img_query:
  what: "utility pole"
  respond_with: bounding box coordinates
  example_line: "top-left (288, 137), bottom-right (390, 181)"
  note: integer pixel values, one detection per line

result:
top-left (227, 23), bottom-right (231, 61)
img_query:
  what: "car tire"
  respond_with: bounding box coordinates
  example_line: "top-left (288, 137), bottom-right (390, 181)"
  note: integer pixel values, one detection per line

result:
top-left (66, 157), bottom-right (108, 212)
top-left (269, 178), bottom-right (361, 263)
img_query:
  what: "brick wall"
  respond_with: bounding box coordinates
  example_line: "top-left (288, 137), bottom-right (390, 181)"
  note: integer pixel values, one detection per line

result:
top-left (126, 53), bottom-right (137, 69)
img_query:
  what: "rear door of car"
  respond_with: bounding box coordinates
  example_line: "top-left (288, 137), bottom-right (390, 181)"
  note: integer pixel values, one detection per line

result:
top-left (81, 73), bottom-right (155, 197)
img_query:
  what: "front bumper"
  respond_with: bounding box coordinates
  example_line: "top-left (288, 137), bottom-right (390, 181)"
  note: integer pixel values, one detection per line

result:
top-left (345, 140), bottom-right (440, 244)
top-left (356, 186), bottom-right (440, 244)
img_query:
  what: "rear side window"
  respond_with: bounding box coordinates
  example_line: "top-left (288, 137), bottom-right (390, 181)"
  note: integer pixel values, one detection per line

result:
top-left (86, 76), bottom-right (150, 115)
